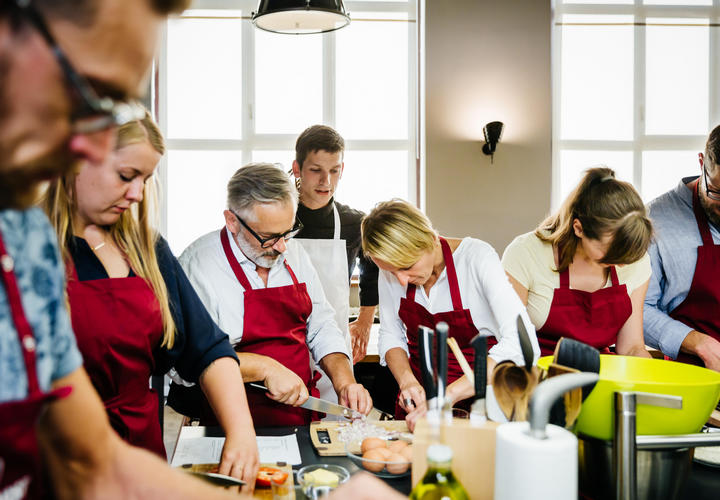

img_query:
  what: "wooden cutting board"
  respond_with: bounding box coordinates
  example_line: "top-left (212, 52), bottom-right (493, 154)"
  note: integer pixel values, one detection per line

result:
top-left (182, 462), bottom-right (294, 499)
top-left (309, 420), bottom-right (409, 456)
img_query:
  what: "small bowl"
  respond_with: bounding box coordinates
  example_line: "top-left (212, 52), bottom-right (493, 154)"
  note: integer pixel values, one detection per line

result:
top-left (345, 438), bottom-right (412, 478)
top-left (297, 464), bottom-right (350, 498)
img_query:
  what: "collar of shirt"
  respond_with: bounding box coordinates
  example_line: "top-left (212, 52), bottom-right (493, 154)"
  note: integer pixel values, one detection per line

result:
top-left (298, 197), bottom-right (335, 220)
top-left (678, 176), bottom-right (699, 208)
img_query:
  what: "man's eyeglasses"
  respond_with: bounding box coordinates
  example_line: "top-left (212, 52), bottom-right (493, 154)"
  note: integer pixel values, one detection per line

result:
top-left (13, 0), bottom-right (145, 134)
top-left (702, 163), bottom-right (720, 201)
top-left (231, 209), bottom-right (303, 248)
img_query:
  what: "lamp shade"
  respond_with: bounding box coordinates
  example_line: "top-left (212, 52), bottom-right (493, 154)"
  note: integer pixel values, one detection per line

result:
top-left (252, 1), bottom-right (350, 34)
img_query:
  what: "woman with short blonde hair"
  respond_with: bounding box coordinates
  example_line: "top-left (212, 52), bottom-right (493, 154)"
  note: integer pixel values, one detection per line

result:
top-left (503, 166), bottom-right (653, 358)
top-left (362, 199), bottom-right (539, 428)
top-left (42, 109), bottom-right (259, 488)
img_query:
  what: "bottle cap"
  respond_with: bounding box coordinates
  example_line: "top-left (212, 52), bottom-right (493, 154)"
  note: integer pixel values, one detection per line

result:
top-left (427, 444), bottom-right (453, 463)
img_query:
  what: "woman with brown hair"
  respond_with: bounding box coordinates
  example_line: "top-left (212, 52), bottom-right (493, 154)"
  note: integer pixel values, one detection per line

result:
top-left (42, 109), bottom-right (259, 489)
top-left (502, 166), bottom-right (653, 357)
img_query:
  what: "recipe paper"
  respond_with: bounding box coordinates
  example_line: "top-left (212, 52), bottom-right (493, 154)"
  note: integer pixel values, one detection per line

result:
top-left (171, 434), bottom-right (301, 466)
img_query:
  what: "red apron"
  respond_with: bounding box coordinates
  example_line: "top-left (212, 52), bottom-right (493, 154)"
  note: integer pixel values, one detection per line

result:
top-left (221, 229), bottom-right (319, 426)
top-left (397, 237), bottom-right (488, 417)
top-left (0, 231), bottom-right (71, 499)
top-left (669, 181), bottom-right (720, 366)
top-left (66, 261), bottom-right (165, 457)
top-left (537, 260), bottom-right (631, 356)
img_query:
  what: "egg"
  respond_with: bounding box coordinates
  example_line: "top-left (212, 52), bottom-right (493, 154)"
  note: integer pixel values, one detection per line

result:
top-left (400, 444), bottom-right (413, 461)
top-left (361, 437), bottom-right (387, 454)
top-left (387, 440), bottom-right (408, 453)
top-left (385, 453), bottom-right (409, 474)
top-left (362, 448), bottom-right (388, 473)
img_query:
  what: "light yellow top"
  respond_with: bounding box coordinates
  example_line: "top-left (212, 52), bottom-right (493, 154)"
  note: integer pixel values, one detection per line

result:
top-left (501, 231), bottom-right (652, 330)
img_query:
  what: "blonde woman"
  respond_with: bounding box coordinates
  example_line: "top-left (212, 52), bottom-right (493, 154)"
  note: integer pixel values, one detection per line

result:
top-left (361, 199), bottom-right (538, 427)
top-left (42, 111), bottom-right (259, 489)
top-left (502, 167), bottom-right (653, 358)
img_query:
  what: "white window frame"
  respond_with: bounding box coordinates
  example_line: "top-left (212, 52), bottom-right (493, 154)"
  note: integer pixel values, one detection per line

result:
top-left (552, 0), bottom-right (720, 208)
top-left (153, 0), bottom-right (419, 238)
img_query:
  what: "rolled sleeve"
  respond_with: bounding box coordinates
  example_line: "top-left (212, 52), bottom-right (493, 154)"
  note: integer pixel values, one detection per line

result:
top-left (480, 248), bottom-right (540, 366)
top-left (377, 270), bottom-right (409, 366)
top-left (643, 240), bottom-right (691, 358)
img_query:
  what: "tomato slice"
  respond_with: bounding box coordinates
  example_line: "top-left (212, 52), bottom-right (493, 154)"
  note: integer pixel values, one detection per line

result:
top-left (256, 466), bottom-right (289, 487)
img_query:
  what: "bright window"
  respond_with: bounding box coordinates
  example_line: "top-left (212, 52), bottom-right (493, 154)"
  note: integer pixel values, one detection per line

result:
top-left (553, 2), bottom-right (719, 207)
top-left (157, 1), bottom-right (417, 254)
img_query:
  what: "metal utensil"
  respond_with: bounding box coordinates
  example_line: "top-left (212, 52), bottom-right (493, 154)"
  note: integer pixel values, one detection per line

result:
top-left (418, 326), bottom-right (438, 410)
top-left (248, 383), bottom-right (392, 421)
top-left (470, 332), bottom-right (488, 423)
top-left (435, 322), bottom-right (450, 412)
top-left (187, 471), bottom-right (246, 488)
top-left (516, 314), bottom-right (534, 371)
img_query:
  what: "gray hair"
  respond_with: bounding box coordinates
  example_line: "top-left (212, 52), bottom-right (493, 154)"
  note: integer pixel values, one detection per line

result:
top-left (227, 163), bottom-right (298, 221)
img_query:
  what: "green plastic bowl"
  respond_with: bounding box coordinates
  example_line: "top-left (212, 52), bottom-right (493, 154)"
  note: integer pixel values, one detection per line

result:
top-left (538, 355), bottom-right (720, 441)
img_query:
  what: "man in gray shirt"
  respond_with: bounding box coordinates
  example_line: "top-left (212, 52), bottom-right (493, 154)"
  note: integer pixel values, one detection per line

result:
top-left (644, 125), bottom-right (720, 371)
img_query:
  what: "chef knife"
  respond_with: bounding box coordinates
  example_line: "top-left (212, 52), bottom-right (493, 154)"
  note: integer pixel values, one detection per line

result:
top-left (248, 383), bottom-right (392, 421)
top-left (469, 332), bottom-right (488, 423)
top-left (187, 471), bottom-right (246, 488)
top-left (435, 322), bottom-right (450, 412)
top-left (418, 326), bottom-right (437, 410)
top-left (516, 314), bottom-right (534, 371)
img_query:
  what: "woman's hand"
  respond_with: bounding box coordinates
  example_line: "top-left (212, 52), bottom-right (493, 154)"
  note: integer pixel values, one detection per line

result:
top-left (398, 381), bottom-right (426, 414)
top-left (218, 430), bottom-right (259, 494)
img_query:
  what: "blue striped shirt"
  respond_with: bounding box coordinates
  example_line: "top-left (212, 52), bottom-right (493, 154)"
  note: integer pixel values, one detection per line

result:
top-left (644, 176), bottom-right (720, 358)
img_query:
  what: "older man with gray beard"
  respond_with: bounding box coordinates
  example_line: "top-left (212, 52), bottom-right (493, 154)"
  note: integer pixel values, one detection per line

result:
top-left (645, 125), bottom-right (720, 371)
top-left (170, 163), bottom-right (372, 426)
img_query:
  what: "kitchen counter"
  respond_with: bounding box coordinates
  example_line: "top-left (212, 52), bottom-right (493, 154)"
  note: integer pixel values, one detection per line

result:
top-left (173, 424), bottom-right (720, 498)
top-left (174, 424), bottom-right (411, 495)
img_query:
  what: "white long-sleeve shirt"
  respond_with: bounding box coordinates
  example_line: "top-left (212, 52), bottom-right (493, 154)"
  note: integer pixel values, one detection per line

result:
top-left (179, 228), bottom-right (350, 364)
top-left (377, 237), bottom-right (540, 366)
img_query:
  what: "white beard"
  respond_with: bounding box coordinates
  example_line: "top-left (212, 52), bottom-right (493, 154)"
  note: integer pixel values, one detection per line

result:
top-left (234, 231), bottom-right (282, 268)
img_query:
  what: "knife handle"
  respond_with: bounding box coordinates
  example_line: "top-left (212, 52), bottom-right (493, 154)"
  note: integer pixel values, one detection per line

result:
top-left (470, 333), bottom-right (487, 401)
top-left (435, 322), bottom-right (449, 406)
top-left (418, 326), bottom-right (437, 402)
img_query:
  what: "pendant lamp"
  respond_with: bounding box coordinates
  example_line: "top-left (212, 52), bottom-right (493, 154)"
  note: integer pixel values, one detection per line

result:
top-left (252, 0), bottom-right (350, 34)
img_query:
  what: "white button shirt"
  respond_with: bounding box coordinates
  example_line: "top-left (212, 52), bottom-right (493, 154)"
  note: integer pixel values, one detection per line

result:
top-left (179, 228), bottom-right (350, 364)
top-left (378, 238), bottom-right (539, 366)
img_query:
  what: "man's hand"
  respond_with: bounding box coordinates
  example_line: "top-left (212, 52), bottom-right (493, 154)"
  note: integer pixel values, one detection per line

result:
top-left (349, 306), bottom-right (376, 364)
top-left (337, 382), bottom-right (373, 415)
top-left (404, 401), bottom-right (428, 433)
top-left (691, 331), bottom-right (720, 371)
top-left (218, 431), bottom-right (259, 494)
top-left (398, 380), bottom-right (425, 416)
top-left (264, 360), bottom-right (309, 406)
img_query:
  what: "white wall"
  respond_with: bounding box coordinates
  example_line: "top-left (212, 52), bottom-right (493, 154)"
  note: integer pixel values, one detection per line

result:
top-left (424, 0), bottom-right (552, 253)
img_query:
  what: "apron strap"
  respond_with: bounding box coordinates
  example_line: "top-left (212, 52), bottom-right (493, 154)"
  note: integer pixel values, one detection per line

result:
top-left (0, 230), bottom-right (41, 395)
top-left (439, 237), bottom-right (465, 311)
top-left (220, 228), bottom-right (254, 290)
top-left (692, 180), bottom-right (715, 247)
top-left (609, 265), bottom-right (620, 286)
top-left (559, 267), bottom-right (570, 289)
top-left (332, 202), bottom-right (341, 240)
top-left (283, 260), bottom-right (301, 286)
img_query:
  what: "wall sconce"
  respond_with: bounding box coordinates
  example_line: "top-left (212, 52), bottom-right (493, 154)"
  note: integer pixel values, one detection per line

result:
top-left (252, 0), bottom-right (351, 35)
top-left (482, 121), bottom-right (504, 163)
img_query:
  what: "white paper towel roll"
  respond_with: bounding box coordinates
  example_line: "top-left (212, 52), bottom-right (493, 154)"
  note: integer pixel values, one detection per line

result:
top-left (494, 422), bottom-right (577, 500)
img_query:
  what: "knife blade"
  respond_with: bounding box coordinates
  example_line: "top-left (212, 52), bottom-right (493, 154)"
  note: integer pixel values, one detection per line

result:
top-left (516, 314), bottom-right (534, 371)
top-left (248, 383), bottom-right (392, 421)
top-left (249, 383), bottom-right (356, 419)
top-left (435, 322), bottom-right (450, 412)
top-left (186, 471), bottom-right (246, 487)
top-left (470, 332), bottom-right (488, 422)
top-left (418, 326), bottom-right (437, 410)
